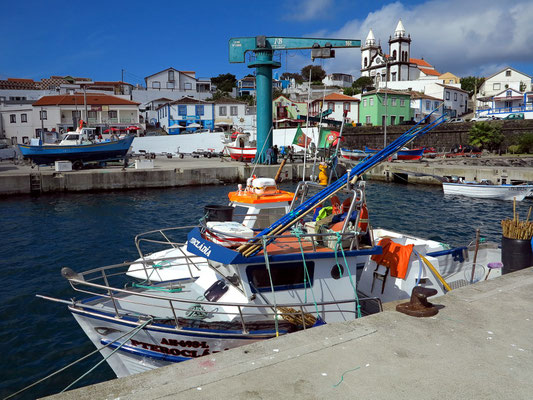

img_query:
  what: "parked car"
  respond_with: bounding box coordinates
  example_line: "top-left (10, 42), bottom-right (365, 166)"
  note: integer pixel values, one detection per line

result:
top-left (504, 113), bottom-right (525, 120)
top-left (471, 115), bottom-right (501, 122)
top-left (447, 117), bottom-right (465, 123)
top-left (399, 120), bottom-right (417, 125)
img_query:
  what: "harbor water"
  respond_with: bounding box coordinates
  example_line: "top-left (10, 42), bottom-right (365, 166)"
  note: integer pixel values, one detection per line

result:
top-left (1, 181), bottom-right (531, 399)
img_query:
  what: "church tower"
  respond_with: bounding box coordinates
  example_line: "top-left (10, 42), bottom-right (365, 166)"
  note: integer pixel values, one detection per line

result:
top-left (361, 29), bottom-right (379, 78)
top-left (388, 20), bottom-right (411, 81)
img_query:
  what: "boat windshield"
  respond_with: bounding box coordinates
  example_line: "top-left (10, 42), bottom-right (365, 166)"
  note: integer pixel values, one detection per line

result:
top-left (64, 134), bottom-right (80, 141)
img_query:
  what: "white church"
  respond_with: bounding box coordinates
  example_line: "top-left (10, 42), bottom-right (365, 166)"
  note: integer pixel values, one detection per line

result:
top-left (361, 20), bottom-right (441, 85)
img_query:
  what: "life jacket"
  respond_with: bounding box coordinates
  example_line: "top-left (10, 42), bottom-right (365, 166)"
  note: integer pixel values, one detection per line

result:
top-left (371, 238), bottom-right (414, 280)
top-left (358, 204), bottom-right (369, 232)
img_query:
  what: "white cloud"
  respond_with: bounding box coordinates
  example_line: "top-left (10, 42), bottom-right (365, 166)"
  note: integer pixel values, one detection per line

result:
top-left (301, 0), bottom-right (533, 78)
top-left (285, 0), bottom-right (334, 21)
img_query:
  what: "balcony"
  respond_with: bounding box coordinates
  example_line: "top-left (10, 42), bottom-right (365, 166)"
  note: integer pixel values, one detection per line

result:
top-left (120, 118), bottom-right (136, 123)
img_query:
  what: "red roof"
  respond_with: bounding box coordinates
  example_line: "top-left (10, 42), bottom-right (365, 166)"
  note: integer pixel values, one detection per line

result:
top-left (419, 67), bottom-right (441, 76)
top-left (323, 93), bottom-right (360, 102)
top-left (33, 93), bottom-right (140, 106)
top-left (410, 58), bottom-right (432, 68)
top-left (8, 78), bottom-right (35, 83)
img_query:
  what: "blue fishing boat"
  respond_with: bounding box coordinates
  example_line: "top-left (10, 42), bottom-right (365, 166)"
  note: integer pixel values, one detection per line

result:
top-left (365, 146), bottom-right (425, 160)
top-left (18, 131), bottom-right (134, 167)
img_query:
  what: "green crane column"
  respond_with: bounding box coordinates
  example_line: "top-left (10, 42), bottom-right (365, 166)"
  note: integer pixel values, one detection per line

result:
top-left (249, 50), bottom-right (280, 163)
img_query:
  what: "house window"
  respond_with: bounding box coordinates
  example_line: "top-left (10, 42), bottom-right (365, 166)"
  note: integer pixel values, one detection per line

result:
top-left (343, 102), bottom-right (351, 111)
top-left (364, 57), bottom-right (368, 68)
top-left (506, 70), bottom-right (511, 77)
top-left (184, 82), bottom-right (192, 90)
top-left (107, 110), bottom-right (117, 120)
top-left (434, 101), bottom-right (439, 109)
top-left (88, 111), bottom-right (97, 119)
top-left (363, 98), bottom-right (367, 107)
top-left (40, 110), bottom-right (47, 120)
top-left (327, 102), bottom-right (334, 111)
top-left (391, 72), bottom-right (397, 81)
top-left (391, 115), bottom-right (396, 125)
top-left (445, 91), bottom-right (450, 100)
top-left (453, 93), bottom-right (457, 101)
top-left (196, 105), bottom-right (205, 116)
top-left (168, 70), bottom-right (175, 82)
top-left (167, 82), bottom-right (175, 89)
top-left (230, 106), bottom-right (238, 116)
top-left (219, 106), bottom-right (227, 116)
top-left (391, 98), bottom-right (397, 106)
top-left (366, 115), bottom-right (371, 124)
top-left (21, 113), bottom-right (27, 123)
top-left (72, 110), bottom-right (81, 119)
top-left (426, 101), bottom-right (431, 110)
top-left (10, 114), bottom-right (16, 123)
top-left (152, 81), bottom-right (161, 89)
top-left (369, 98), bottom-right (374, 106)
top-left (493, 83), bottom-right (501, 90)
top-left (22, 136), bottom-right (29, 144)
top-left (506, 90), bottom-right (512, 97)
top-left (400, 99), bottom-right (405, 107)
top-left (178, 105), bottom-right (187, 116)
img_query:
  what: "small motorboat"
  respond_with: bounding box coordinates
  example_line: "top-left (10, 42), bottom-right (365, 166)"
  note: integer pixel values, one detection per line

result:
top-left (442, 179), bottom-right (533, 201)
top-left (364, 146), bottom-right (425, 160)
top-left (340, 148), bottom-right (367, 161)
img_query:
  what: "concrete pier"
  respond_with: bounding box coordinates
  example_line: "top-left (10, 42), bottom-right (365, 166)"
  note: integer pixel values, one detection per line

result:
top-left (45, 268), bottom-right (533, 400)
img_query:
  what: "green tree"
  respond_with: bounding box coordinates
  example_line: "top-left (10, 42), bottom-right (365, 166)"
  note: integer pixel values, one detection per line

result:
top-left (343, 87), bottom-right (357, 96)
top-left (352, 76), bottom-right (374, 92)
top-left (301, 65), bottom-right (326, 82)
top-left (518, 132), bottom-right (533, 153)
top-left (460, 76), bottom-right (485, 96)
top-left (237, 94), bottom-right (255, 106)
top-left (211, 73), bottom-right (237, 93)
top-left (206, 90), bottom-right (230, 101)
top-left (281, 72), bottom-right (303, 83)
top-left (272, 87), bottom-right (284, 100)
top-left (468, 121), bottom-right (504, 151)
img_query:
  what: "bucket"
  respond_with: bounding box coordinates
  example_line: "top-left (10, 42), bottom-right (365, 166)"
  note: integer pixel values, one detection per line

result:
top-left (501, 235), bottom-right (533, 274)
top-left (204, 205), bottom-right (234, 222)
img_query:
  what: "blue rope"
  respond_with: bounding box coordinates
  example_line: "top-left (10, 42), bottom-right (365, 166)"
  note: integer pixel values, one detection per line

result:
top-left (332, 366), bottom-right (361, 387)
top-left (334, 232), bottom-right (362, 318)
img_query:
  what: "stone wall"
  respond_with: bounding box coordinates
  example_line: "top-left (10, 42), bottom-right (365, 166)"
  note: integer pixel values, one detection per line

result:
top-left (342, 120), bottom-right (533, 152)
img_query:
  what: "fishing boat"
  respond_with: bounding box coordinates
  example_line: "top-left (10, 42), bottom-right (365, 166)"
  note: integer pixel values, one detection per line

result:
top-left (18, 121), bottom-right (133, 168)
top-left (442, 180), bottom-right (533, 201)
top-left (340, 148), bottom-right (367, 161)
top-left (225, 132), bottom-right (256, 161)
top-left (41, 112), bottom-right (503, 377)
top-left (365, 146), bottom-right (425, 161)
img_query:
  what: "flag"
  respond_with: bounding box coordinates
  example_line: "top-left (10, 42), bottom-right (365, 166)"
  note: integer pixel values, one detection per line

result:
top-left (292, 125), bottom-right (312, 147)
top-left (318, 128), bottom-right (341, 148)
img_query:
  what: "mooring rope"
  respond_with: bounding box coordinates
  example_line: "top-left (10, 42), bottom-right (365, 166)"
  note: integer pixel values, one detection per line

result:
top-left (262, 236), bottom-right (279, 337)
top-left (5, 317), bottom-right (152, 399)
top-left (61, 318), bottom-right (153, 392)
top-left (334, 232), bottom-right (362, 319)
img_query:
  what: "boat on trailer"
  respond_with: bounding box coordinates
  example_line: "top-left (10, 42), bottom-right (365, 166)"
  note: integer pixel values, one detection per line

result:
top-left (225, 133), bottom-right (257, 161)
top-left (42, 110), bottom-right (503, 377)
top-left (442, 180), bottom-right (533, 201)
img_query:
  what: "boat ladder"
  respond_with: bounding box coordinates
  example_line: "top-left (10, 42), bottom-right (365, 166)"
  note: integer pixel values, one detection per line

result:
top-left (30, 173), bottom-right (41, 194)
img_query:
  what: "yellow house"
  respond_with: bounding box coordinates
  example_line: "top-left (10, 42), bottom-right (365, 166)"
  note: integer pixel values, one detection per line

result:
top-left (439, 72), bottom-right (460, 84)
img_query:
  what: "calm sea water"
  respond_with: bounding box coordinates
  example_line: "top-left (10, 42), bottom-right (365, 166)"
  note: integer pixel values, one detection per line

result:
top-left (1, 181), bottom-right (530, 399)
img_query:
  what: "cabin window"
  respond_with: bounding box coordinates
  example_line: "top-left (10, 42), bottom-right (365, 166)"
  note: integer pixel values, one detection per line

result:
top-left (40, 111), bottom-right (47, 120)
top-left (246, 261), bottom-right (315, 293)
top-left (230, 106), bottom-right (238, 116)
top-left (10, 114), bottom-right (16, 123)
top-left (255, 207), bottom-right (287, 229)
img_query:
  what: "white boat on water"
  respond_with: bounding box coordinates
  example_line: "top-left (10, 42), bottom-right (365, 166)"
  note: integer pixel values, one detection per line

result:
top-left (442, 180), bottom-right (533, 201)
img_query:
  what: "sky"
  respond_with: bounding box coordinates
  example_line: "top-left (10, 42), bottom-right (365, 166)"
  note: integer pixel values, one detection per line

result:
top-left (1, 0), bottom-right (532, 85)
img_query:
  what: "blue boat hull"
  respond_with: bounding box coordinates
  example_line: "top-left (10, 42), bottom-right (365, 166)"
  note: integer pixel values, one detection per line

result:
top-left (364, 146), bottom-right (424, 160)
top-left (18, 136), bottom-right (134, 165)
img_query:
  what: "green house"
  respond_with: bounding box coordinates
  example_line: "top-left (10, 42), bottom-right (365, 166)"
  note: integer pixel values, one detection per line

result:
top-left (359, 90), bottom-right (412, 126)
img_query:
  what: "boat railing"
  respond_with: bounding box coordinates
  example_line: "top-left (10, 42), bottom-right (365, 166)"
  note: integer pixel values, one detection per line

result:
top-left (134, 225), bottom-right (202, 282)
top-left (60, 263), bottom-right (383, 333)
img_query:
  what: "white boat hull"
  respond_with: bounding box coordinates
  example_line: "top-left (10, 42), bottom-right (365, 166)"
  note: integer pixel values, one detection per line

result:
top-left (442, 182), bottom-right (533, 201)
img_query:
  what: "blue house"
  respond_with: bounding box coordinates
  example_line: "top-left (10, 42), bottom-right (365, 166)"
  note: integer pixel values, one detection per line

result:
top-left (157, 97), bottom-right (215, 134)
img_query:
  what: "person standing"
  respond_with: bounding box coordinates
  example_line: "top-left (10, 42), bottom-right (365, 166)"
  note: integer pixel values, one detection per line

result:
top-left (273, 145), bottom-right (279, 164)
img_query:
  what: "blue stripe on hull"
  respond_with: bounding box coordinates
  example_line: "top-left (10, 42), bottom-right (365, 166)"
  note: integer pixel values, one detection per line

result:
top-left (100, 339), bottom-right (190, 363)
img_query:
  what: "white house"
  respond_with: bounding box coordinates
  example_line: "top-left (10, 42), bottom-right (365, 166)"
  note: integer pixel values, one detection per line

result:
top-left (310, 93), bottom-right (359, 124)
top-left (158, 97), bottom-right (215, 134)
top-left (1, 93), bottom-right (140, 143)
top-left (322, 73), bottom-right (353, 88)
top-left (478, 67), bottom-right (531, 99)
top-left (477, 88), bottom-right (533, 118)
top-left (213, 97), bottom-right (249, 131)
top-left (424, 83), bottom-right (468, 117)
top-left (409, 92), bottom-right (443, 122)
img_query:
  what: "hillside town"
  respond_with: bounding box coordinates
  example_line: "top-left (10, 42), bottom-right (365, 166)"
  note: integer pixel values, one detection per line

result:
top-left (1, 20), bottom-right (531, 146)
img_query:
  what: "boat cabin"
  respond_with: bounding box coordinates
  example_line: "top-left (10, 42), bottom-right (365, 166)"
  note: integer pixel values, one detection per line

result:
top-left (59, 128), bottom-right (97, 145)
